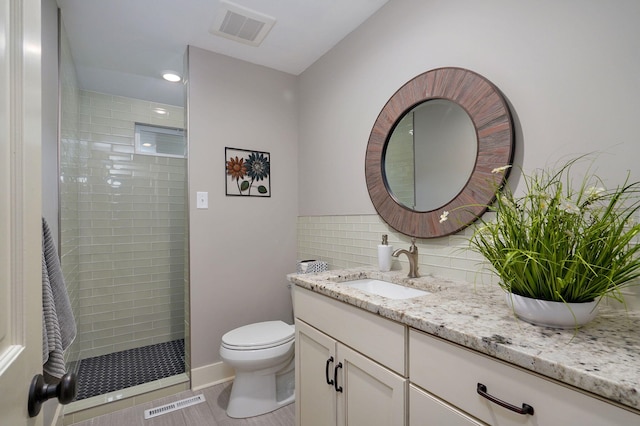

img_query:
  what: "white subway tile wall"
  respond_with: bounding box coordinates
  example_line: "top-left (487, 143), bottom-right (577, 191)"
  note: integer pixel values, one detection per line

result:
top-left (60, 89), bottom-right (186, 360)
top-left (296, 215), bottom-right (497, 285)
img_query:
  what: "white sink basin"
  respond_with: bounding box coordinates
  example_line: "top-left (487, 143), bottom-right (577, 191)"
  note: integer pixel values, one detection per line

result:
top-left (343, 279), bottom-right (430, 300)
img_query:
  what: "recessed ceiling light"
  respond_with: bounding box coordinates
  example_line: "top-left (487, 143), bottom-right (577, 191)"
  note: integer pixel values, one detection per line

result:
top-left (162, 72), bottom-right (181, 82)
top-left (153, 108), bottom-right (168, 115)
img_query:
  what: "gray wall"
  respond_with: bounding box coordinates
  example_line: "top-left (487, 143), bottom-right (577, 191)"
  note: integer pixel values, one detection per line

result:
top-left (298, 0), bottom-right (640, 216)
top-left (188, 47), bottom-right (298, 369)
top-left (295, 0), bottom-right (640, 298)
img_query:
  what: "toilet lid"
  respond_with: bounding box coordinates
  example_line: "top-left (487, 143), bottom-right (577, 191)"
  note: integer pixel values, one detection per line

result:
top-left (221, 320), bottom-right (294, 350)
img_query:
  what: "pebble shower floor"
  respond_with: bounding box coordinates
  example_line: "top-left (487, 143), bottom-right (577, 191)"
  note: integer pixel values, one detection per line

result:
top-left (75, 339), bottom-right (185, 400)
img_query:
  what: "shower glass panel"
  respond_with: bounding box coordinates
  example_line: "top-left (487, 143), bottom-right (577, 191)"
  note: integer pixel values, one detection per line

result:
top-left (58, 19), bottom-right (188, 409)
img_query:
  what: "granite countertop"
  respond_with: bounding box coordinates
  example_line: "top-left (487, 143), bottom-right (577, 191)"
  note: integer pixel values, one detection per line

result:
top-left (287, 267), bottom-right (640, 412)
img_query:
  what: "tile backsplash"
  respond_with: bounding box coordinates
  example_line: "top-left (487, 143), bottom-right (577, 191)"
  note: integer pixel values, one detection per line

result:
top-left (297, 214), bottom-right (495, 285)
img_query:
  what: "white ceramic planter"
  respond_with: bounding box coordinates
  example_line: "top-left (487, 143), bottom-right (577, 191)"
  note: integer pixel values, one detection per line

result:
top-left (505, 293), bottom-right (599, 328)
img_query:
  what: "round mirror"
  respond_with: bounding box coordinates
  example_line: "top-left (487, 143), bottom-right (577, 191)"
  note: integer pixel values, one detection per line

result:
top-left (384, 99), bottom-right (477, 211)
top-left (365, 67), bottom-right (514, 238)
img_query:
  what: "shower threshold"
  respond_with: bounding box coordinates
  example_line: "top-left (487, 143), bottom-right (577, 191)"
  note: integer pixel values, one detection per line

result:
top-left (64, 373), bottom-right (190, 415)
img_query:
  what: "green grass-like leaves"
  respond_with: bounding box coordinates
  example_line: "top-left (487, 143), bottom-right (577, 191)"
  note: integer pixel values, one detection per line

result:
top-left (470, 156), bottom-right (640, 303)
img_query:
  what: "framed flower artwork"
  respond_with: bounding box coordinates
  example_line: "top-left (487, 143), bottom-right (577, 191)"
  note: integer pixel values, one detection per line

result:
top-left (225, 147), bottom-right (271, 197)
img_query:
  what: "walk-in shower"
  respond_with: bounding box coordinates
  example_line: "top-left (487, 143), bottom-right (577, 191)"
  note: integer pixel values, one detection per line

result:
top-left (57, 16), bottom-right (189, 412)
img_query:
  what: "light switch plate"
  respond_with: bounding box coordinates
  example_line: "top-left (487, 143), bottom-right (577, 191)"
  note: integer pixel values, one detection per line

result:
top-left (196, 192), bottom-right (208, 209)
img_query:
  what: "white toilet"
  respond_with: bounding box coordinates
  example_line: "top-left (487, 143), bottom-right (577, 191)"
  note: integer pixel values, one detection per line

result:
top-left (219, 319), bottom-right (296, 418)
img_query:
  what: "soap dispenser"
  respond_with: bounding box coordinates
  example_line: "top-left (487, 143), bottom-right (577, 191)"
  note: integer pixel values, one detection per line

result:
top-left (378, 234), bottom-right (393, 272)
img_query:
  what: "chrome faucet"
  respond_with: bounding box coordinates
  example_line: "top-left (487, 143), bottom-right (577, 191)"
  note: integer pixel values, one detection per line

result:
top-left (392, 238), bottom-right (420, 278)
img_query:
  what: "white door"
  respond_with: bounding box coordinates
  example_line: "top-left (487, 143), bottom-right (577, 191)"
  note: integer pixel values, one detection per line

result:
top-left (0, 0), bottom-right (43, 424)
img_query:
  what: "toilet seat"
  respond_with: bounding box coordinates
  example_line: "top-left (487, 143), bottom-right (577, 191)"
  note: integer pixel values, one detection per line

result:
top-left (221, 320), bottom-right (294, 351)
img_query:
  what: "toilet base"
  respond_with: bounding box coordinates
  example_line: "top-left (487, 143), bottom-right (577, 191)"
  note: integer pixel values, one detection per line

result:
top-left (226, 362), bottom-right (295, 418)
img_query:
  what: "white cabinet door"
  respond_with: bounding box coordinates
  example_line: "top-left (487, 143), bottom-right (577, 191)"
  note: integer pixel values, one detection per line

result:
top-left (337, 343), bottom-right (406, 426)
top-left (0, 0), bottom-right (44, 424)
top-left (296, 319), bottom-right (337, 426)
top-left (296, 319), bottom-right (407, 426)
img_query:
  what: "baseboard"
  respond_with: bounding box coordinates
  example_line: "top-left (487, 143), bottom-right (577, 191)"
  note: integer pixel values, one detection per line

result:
top-left (191, 361), bottom-right (235, 391)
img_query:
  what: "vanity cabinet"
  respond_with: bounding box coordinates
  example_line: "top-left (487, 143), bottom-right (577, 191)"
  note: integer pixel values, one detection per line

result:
top-left (409, 329), bottom-right (640, 425)
top-left (294, 287), bottom-right (407, 426)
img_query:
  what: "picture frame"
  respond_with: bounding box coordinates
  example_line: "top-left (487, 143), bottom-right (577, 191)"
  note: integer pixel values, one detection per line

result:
top-left (225, 147), bottom-right (271, 197)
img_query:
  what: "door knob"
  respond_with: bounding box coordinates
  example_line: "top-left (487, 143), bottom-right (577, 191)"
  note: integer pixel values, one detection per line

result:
top-left (28, 372), bottom-right (77, 417)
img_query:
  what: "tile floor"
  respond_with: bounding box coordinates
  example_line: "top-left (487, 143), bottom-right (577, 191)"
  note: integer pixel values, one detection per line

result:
top-left (76, 339), bottom-right (185, 400)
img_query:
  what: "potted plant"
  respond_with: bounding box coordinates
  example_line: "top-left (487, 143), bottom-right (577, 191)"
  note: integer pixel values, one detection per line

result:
top-left (444, 156), bottom-right (640, 328)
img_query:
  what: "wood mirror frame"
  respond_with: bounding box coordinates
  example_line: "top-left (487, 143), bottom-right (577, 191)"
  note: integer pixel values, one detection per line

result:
top-left (365, 67), bottom-right (515, 238)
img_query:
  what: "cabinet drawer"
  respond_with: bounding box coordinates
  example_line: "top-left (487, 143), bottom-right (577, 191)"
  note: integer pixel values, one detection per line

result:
top-left (409, 329), bottom-right (639, 425)
top-left (295, 286), bottom-right (405, 375)
top-left (410, 385), bottom-right (486, 426)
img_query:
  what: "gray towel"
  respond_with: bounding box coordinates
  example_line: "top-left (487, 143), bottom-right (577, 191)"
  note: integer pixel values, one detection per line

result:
top-left (42, 217), bottom-right (76, 378)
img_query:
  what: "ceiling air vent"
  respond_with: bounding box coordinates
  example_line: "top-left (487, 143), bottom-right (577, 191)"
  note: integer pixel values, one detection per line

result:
top-left (210, 1), bottom-right (276, 46)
